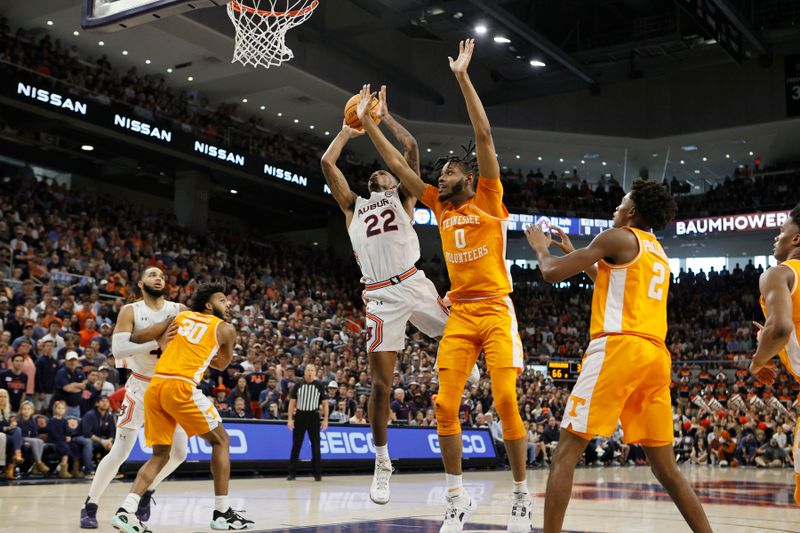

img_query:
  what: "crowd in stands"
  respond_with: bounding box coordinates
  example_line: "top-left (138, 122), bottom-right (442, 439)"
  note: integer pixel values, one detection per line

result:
top-left (0, 168), bottom-right (794, 481)
top-left (1, 18), bottom-right (799, 221)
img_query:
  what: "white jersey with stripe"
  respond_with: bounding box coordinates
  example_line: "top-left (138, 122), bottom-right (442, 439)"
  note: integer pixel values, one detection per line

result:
top-left (348, 190), bottom-right (420, 284)
top-left (115, 299), bottom-right (182, 377)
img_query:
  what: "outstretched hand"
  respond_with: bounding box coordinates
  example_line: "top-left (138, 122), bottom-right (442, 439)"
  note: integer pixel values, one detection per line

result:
top-left (524, 223), bottom-right (552, 252)
top-left (448, 39), bottom-right (475, 75)
top-left (356, 84), bottom-right (376, 122)
top-left (550, 226), bottom-right (575, 254)
top-left (341, 121), bottom-right (364, 139)
top-left (376, 85), bottom-right (389, 119)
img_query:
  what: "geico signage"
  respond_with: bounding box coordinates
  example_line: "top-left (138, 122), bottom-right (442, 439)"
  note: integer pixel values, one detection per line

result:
top-left (675, 210), bottom-right (790, 236)
top-left (137, 429), bottom-right (248, 455)
top-left (112, 114), bottom-right (172, 142)
top-left (427, 434), bottom-right (488, 454)
top-left (16, 82), bottom-right (88, 115)
top-left (320, 431), bottom-right (374, 454)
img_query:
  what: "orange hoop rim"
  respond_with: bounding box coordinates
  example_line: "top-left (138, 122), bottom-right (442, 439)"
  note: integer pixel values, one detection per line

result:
top-left (228, 0), bottom-right (319, 17)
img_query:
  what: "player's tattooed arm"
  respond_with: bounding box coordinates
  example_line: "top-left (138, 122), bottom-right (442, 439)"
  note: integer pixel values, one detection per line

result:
top-left (449, 39), bottom-right (500, 181)
top-left (358, 84), bottom-right (426, 200)
top-left (750, 266), bottom-right (795, 383)
top-left (321, 126), bottom-right (361, 214)
top-left (376, 85), bottom-right (421, 180)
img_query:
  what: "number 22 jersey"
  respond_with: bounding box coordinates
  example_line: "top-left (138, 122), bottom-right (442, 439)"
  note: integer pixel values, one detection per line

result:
top-left (348, 190), bottom-right (421, 284)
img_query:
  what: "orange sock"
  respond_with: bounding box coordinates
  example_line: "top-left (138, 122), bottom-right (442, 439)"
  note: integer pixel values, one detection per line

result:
top-left (794, 473), bottom-right (800, 508)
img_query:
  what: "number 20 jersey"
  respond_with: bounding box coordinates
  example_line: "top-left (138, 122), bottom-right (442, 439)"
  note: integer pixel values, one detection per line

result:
top-left (589, 227), bottom-right (669, 345)
top-left (348, 190), bottom-right (421, 284)
top-left (153, 310), bottom-right (222, 384)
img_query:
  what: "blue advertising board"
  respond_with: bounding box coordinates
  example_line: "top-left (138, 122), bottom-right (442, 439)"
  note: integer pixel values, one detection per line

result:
top-left (127, 421), bottom-right (496, 463)
top-left (413, 208), bottom-right (611, 236)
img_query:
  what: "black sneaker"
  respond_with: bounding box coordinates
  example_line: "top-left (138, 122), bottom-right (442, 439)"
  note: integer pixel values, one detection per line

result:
top-left (286, 474), bottom-right (296, 480)
top-left (80, 501), bottom-right (98, 529)
top-left (210, 508), bottom-right (254, 530)
top-left (136, 490), bottom-right (155, 522)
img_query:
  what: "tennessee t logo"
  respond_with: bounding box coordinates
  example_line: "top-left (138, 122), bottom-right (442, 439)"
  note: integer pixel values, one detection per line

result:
top-left (568, 395), bottom-right (586, 417)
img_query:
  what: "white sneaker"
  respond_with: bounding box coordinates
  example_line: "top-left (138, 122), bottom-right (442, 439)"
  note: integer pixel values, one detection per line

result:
top-left (506, 492), bottom-right (532, 532)
top-left (370, 459), bottom-right (394, 505)
top-left (439, 492), bottom-right (476, 533)
top-left (111, 510), bottom-right (151, 533)
top-left (467, 364), bottom-right (480, 387)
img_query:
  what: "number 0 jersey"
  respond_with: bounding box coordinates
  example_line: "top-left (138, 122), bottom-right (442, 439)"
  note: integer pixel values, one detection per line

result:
top-left (348, 190), bottom-right (421, 283)
top-left (153, 310), bottom-right (222, 384)
top-left (589, 227), bottom-right (670, 345)
top-left (421, 177), bottom-right (513, 302)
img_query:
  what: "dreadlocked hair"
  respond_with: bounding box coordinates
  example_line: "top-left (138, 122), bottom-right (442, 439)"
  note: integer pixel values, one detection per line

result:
top-left (434, 139), bottom-right (478, 177)
top-left (791, 203), bottom-right (800, 229)
top-left (191, 282), bottom-right (225, 313)
top-left (629, 178), bottom-right (677, 231)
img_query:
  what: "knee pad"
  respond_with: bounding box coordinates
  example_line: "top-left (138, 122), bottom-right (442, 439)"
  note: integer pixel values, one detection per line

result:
top-left (434, 393), bottom-right (460, 436)
top-left (170, 428), bottom-right (189, 462)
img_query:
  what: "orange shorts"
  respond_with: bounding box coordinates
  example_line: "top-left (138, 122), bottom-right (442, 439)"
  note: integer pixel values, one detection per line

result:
top-left (144, 377), bottom-right (221, 447)
top-left (436, 296), bottom-right (524, 374)
top-left (561, 335), bottom-right (673, 446)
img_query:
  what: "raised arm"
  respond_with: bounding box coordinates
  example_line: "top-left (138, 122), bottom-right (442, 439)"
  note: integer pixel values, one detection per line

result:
top-left (449, 39), bottom-right (500, 180)
top-left (320, 125), bottom-right (361, 215)
top-left (358, 84), bottom-right (426, 199)
top-left (376, 85), bottom-right (420, 178)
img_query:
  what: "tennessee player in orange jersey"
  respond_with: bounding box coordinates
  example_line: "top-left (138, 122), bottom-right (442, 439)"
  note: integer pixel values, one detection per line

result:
top-left (526, 179), bottom-right (711, 533)
top-left (111, 283), bottom-right (254, 533)
top-left (750, 203), bottom-right (800, 508)
top-left (358, 39), bottom-right (531, 533)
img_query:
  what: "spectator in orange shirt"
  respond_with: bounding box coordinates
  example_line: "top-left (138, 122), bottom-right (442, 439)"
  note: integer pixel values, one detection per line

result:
top-left (74, 296), bottom-right (96, 331)
top-left (78, 318), bottom-right (101, 348)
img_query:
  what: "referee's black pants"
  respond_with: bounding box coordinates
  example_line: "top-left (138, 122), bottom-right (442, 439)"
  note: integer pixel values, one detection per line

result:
top-left (288, 412), bottom-right (321, 478)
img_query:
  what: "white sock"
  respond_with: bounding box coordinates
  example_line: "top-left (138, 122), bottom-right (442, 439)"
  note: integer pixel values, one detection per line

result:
top-left (121, 493), bottom-right (140, 513)
top-left (215, 495), bottom-right (229, 513)
top-left (513, 479), bottom-right (528, 494)
top-left (375, 444), bottom-right (389, 462)
top-left (445, 473), bottom-right (463, 497)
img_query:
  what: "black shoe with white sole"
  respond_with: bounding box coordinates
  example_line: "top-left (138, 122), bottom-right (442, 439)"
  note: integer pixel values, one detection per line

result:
top-left (210, 508), bottom-right (254, 530)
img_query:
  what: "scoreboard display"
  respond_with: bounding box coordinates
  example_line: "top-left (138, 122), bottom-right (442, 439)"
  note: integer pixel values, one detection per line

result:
top-left (547, 360), bottom-right (582, 383)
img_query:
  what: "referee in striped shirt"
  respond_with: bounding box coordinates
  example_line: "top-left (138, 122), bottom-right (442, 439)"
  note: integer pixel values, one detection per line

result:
top-left (287, 364), bottom-right (329, 481)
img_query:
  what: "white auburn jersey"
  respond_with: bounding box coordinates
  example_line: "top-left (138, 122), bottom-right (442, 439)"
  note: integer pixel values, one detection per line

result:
top-left (115, 299), bottom-right (182, 377)
top-left (348, 190), bottom-right (420, 283)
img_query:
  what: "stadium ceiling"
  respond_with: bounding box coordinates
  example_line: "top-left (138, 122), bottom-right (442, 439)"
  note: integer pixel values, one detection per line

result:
top-left (4, 0), bottom-right (800, 184)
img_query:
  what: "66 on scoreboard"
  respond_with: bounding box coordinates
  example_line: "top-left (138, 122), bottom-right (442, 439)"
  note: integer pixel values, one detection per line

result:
top-left (547, 360), bottom-right (582, 383)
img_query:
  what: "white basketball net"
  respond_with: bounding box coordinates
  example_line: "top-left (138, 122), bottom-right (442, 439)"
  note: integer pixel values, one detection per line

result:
top-left (227, 0), bottom-right (319, 69)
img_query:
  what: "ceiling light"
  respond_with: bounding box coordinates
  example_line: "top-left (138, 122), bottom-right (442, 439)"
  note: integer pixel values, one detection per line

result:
top-left (242, 98), bottom-right (248, 103)
top-left (749, 151), bottom-right (754, 156)
top-left (702, 156), bottom-right (708, 161)
top-left (81, 145), bottom-right (94, 151)
top-left (453, 12), bottom-right (463, 19)
top-left (230, 189), bottom-right (238, 194)
top-left (309, 125), bottom-right (315, 129)
top-left (580, 160), bottom-right (585, 164)
top-left (601, 161), bottom-right (607, 166)
top-left (680, 160), bottom-right (685, 164)
top-left (529, 59), bottom-right (546, 67)
top-left (324, 131), bottom-right (330, 136)
top-left (681, 145), bottom-right (698, 152)
top-left (475, 25), bottom-right (487, 34)
top-left (493, 36), bottom-right (511, 44)
top-left (313, 241), bottom-right (319, 246)
top-left (559, 158), bottom-right (564, 163)
top-left (166, 68), bottom-right (172, 73)
top-left (725, 153), bottom-right (730, 158)
top-left (472, 151), bottom-right (476, 156)
top-left (537, 156), bottom-right (542, 161)
top-left (187, 76), bottom-right (194, 81)
top-left (260, 105), bottom-right (265, 110)
top-left (145, 59), bottom-right (151, 64)
top-left (277, 112), bottom-right (282, 117)
top-left (98, 41), bottom-right (105, 46)
top-left (694, 170), bottom-right (701, 174)
top-left (449, 150), bottom-right (454, 154)
top-left (293, 118), bottom-right (299, 123)
top-left (651, 152), bottom-right (658, 157)
top-left (47, 20), bottom-right (54, 26)
top-left (426, 148), bottom-right (432, 153)
top-left (73, 31), bottom-right (79, 36)
top-left (122, 50), bottom-right (128, 55)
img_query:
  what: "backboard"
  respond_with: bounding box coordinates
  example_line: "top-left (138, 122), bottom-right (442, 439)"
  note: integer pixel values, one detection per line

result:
top-left (81, 0), bottom-right (222, 31)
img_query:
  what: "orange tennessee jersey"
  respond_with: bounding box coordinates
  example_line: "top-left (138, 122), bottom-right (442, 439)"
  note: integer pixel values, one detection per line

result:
top-left (590, 227), bottom-right (669, 345)
top-left (421, 177), bottom-right (512, 301)
top-left (760, 259), bottom-right (800, 382)
top-left (154, 310), bottom-right (222, 383)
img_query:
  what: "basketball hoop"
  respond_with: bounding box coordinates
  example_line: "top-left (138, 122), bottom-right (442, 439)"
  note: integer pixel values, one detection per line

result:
top-left (227, 0), bottom-right (319, 69)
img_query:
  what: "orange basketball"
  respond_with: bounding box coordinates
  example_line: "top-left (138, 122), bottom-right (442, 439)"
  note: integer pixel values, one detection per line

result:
top-left (344, 93), bottom-right (381, 131)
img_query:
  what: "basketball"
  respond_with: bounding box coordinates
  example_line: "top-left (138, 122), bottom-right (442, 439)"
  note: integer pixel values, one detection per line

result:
top-left (344, 93), bottom-right (381, 131)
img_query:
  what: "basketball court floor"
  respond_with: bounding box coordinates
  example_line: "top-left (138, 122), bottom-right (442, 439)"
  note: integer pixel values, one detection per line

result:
top-left (2, 466), bottom-right (797, 532)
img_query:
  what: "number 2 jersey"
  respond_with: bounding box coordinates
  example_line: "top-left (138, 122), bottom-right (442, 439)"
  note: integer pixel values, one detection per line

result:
top-left (153, 310), bottom-right (222, 384)
top-left (421, 177), bottom-right (513, 302)
top-left (348, 190), bottom-right (421, 283)
top-left (590, 227), bottom-right (670, 345)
